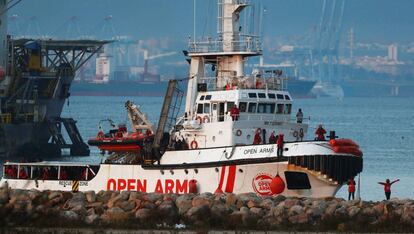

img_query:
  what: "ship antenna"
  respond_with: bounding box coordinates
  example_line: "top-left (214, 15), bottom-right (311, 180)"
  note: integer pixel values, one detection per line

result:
top-left (193, 0), bottom-right (196, 43)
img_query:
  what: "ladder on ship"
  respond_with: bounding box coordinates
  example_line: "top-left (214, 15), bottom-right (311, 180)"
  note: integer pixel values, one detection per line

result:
top-left (47, 117), bottom-right (90, 156)
top-left (150, 80), bottom-right (184, 162)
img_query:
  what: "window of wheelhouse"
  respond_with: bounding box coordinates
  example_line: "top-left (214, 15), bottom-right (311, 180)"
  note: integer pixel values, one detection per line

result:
top-left (268, 93), bottom-right (276, 99)
top-left (226, 102), bottom-right (235, 112)
top-left (248, 93), bottom-right (257, 98)
top-left (200, 95), bottom-right (205, 100)
top-left (239, 102), bottom-right (247, 112)
top-left (285, 95), bottom-right (291, 100)
top-left (205, 95), bottom-right (212, 100)
top-left (258, 93), bottom-right (266, 98)
top-left (285, 104), bottom-right (292, 114)
top-left (277, 104), bottom-right (284, 114)
top-left (204, 103), bottom-right (211, 114)
top-left (258, 103), bottom-right (276, 113)
top-left (197, 104), bottom-right (203, 114)
top-left (248, 103), bottom-right (257, 113)
top-left (276, 94), bottom-right (284, 100)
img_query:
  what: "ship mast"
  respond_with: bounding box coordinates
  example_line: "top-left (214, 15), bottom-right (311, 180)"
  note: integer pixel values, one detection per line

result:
top-left (185, 0), bottom-right (262, 117)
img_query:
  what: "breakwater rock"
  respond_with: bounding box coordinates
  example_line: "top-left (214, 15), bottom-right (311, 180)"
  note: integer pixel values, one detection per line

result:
top-left (0, 187), bottom-right (413, 232)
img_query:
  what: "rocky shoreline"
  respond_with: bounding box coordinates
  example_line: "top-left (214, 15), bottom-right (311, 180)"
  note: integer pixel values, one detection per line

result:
top-left (0, 186), bottom-right (413, 232)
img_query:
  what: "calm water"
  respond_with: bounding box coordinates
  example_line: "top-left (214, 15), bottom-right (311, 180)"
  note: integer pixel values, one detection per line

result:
top-left (15, 96), bottom-right (414, 201)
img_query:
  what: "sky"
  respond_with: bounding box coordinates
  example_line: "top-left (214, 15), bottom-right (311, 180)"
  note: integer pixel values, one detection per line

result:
top-left (7, 0), bottom-right (414, 44)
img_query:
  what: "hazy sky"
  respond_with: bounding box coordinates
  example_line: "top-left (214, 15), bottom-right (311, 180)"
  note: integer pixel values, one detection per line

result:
top-left (8, 0), bottom-right (414, 44)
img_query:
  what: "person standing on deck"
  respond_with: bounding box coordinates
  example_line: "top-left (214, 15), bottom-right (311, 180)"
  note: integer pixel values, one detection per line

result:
top-left (269, 131), bottom-right (277, 144)
top-left (315, 124), bottom-right (327, 140)
top-left (253, 129), bottom-right (262, 145)
top-left (230, 105), bottom-right (240, 121)
top-left (347, 178), bottom-right (356, 200)
top-left (296, 108), bottom-right (304, 123)
top-left (378, 179), bottom-right (400, 200)
top-left (276, 133), bottom-right (284, 157)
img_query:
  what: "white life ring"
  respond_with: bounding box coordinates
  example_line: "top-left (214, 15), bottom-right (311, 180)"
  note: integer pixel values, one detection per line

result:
top-left (236, 129), bottom-right (242, 136)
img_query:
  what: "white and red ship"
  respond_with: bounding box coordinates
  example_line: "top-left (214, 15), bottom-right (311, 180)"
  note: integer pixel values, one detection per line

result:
top-left (1, 0), bottom-right (362, 197)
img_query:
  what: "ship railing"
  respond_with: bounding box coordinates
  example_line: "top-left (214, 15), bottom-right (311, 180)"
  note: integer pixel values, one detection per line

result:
top-left (198, 75), bottom-right (287, 92)
top-left (188, 36), bottom-right (262, 54)
top-left (2, 162), bottom-right (99, 181)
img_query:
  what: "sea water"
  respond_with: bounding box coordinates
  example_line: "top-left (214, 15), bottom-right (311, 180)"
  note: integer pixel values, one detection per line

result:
top-left (13, 96), bottom-right (414, 201)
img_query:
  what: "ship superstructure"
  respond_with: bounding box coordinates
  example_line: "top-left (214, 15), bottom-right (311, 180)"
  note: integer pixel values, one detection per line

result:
top-left (0, 2), bottom-right (109, 158)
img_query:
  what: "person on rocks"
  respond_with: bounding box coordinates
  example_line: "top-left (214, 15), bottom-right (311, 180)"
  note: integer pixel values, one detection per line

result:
top-left (296, 108), bottom-right (304, 123)
top-left (230, 105), bottom-right (240, 121)
top-left (378, 178), bottom-right (400, 200)
top-left (347, 178), bottom-right (356, 200)
top-left (253, 129), bottom-right (262, 145)
top-left (276, 133), bottom-right (284, 157)
top-left (269, 131), bottom-right (277, 144)
top-left (315, 124), bottom-right (327, 141)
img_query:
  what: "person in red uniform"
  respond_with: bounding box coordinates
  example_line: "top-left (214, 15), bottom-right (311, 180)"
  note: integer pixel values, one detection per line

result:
top-left (347, 178), bottom-right (356, 200)
top-left (315, 124), bottom-right (327, 141)
top-left (19, 168), bottom-right (28, 179)
top-left (276, 133), bottom-right (284, 157)
top-left (268, 131), bottom-right (277, 144)
top-left (253, 129), bottom-right (262, 145)
top-left (378, 178), bottom-right (400, 200)
top-left (230, 105), bottom-right (240, 121)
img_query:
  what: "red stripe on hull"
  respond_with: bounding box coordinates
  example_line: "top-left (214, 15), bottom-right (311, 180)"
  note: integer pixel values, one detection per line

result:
top-left (225, 165), bottom-right (237, 193)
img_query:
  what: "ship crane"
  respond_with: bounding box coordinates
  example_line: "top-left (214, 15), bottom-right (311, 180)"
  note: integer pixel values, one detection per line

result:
top-left (125, 100), bottom-right (153, 133)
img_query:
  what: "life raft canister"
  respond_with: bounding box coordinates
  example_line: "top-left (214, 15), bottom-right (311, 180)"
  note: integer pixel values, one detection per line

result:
top-left (190, 140), bottom-right (198, 149)
top-left (270, 174), bottom-right (285, 195)
top-left (189, 179), bottom-right (198, 193)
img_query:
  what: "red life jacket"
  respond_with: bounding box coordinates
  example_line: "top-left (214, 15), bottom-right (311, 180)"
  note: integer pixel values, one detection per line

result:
top-left (253, 133), bottom-right (262, 145)
top-left (384, 183), bottom-right (391, 192)
top-left (348, 180), bottom-right (356, 193)
top-left (276, 135), bottom-right (284, 147)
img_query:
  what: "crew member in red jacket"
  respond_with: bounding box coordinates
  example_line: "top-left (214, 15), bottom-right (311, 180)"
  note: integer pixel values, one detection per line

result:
top-left (253, 129), bottom-right (262, 145)
top-left (347, 178), bottom-right (356, 200)
top-left (276, 133), bottom-right (284, 157)
top-left (315, 124), bottom-right (327, 140)
top-left (378, 178), bottom-right (399, 200)
top-left (230, 105), bottom-right (240, 121)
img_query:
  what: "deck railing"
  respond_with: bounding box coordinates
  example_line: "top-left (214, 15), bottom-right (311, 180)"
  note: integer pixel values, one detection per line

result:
top-left (198, 74), bottom-right (287, 92)
top-left (188, 37), bottom-right (262, 54)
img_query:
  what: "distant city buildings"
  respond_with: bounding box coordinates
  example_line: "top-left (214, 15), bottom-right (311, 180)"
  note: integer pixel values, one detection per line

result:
top-left (388, 44), bottom-right (398, 62)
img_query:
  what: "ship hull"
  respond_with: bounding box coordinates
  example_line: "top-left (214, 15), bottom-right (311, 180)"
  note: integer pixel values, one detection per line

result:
top-left (1, 142), bottom-right (362, 198)
top-left (1, 162), bottom-right (339, 198)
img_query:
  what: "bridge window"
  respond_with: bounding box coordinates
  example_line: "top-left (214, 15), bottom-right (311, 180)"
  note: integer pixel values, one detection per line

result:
top-left (205, 95), bottom-right (212, 100)
top-left (204, 103), bottom-right (211, 114)
top-left (239, 102), bottom-right (247, 112)
top-left (285, 104), bottom-right (292, 114)
top-left (277, 104), bottom-right (284, 114)
top-left (227, 102), bottom-right (235, 112)
top-left (285, 95), bottom-right (291, 100)
top-left (276, 94), bottom-right (284, 100)
top-left (200, 95), bottom-right (205, 100)
top-left (197, 104), bottom-right (203, 114)
top-left (248, 103), bottom-right (257, 113)
top-left (268, 93), bottom-right (276, 99)
top-left (258, 93), bottom-right (266, 98)
top-left (248, 93), bottom-right (257, 98)
top-left (258, 103), bottom-right (276, 113)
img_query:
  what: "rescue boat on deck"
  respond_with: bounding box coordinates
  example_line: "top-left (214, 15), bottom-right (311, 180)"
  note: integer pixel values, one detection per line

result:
top-left (0, 0), bottom-right (362, 197)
